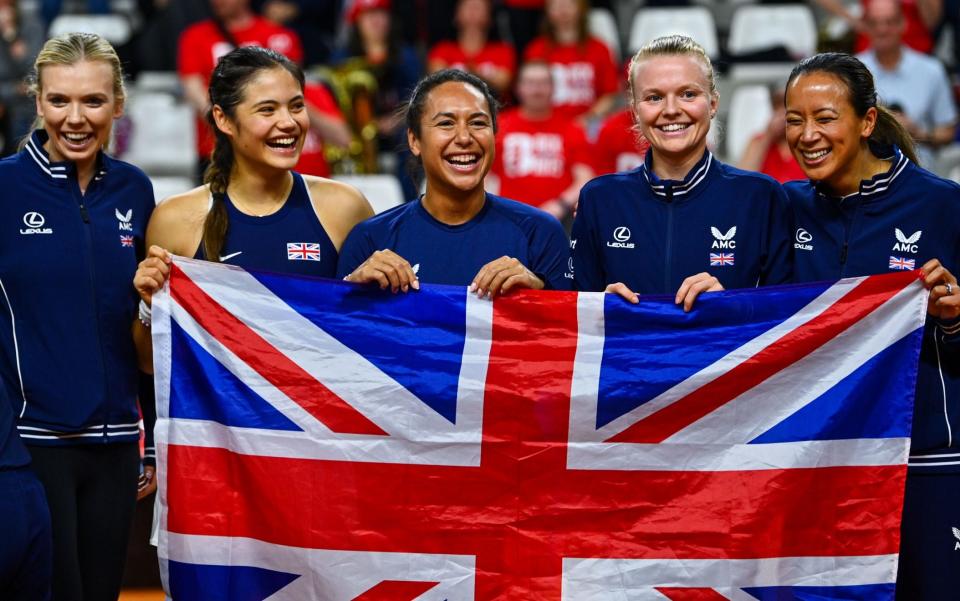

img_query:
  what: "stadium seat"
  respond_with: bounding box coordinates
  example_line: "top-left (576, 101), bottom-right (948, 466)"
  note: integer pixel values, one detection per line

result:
top-left (589, 8), bottom-right (622, 63)
top-left (727, 4), bottom-right (818, 59)
top-left (627, 7), bottom-right (719, 58)
top-left (725, 85), bottom-right (773, 165)
top-left (135, 71), bottom-right (182, 95)
top-left (48, 14), bottom-right (132, 45)
top-left (123, 92), bottom-right (195, 177)
top-left (333, 174), bottom-right (406, 214)
top-left (149, 176), bottom-right (194, 203)
top-left (726, 4), bottom-right (817, 88)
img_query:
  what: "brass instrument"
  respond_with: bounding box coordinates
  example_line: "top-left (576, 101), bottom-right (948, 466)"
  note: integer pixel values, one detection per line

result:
top-left (312, 60), bottom-right (380, 175)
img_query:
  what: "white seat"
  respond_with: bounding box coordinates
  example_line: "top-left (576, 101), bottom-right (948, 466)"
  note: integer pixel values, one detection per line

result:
top-left (728, 4), bottom-right (818, 59)
top-left (48, 14), bottom-right (132, 45)
top-left (149, 176), bottom-right (194, 203)
top-left (123, 92), bottom-right (195, 176)
top-left (725, 85), bottom-right (773, 164)
top-left (135, 71), bottom-right (182, 95)
top-left (333, 174), bottom-right (406, 214)
top-left (589, 8), bottom-right (622, 62)
top-left (627, 7), bottom-right (719, 58)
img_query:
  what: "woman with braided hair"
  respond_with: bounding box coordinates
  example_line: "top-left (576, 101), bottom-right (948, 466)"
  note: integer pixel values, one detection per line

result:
top-left (133, 46), bottom-right (372, 355)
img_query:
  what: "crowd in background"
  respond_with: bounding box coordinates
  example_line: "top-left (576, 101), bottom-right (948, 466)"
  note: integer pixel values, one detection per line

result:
top-left (2, 0), bottom-right (958, 215)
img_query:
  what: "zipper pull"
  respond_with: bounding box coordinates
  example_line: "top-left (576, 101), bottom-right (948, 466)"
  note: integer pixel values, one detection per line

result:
top-left (839, 242), bottom-right (848, 265)
top-left (79, 203), bottom-right (90, 223)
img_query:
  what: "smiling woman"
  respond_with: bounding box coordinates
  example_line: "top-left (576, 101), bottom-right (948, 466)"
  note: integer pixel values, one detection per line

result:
top-left (133, 46), bottom-right (374, 364)
top-left (782, 53), bottom-right (960, 600)
top-left (570, 35), bottom-right (793, 311)
top-left (0, 32), bottom-right (160, 601)
top-left (336, 69), bottom-right (570, 294)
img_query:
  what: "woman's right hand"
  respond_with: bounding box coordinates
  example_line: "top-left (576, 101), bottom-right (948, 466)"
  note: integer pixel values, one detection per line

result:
top-left (343, 249), bottom-right (420, 293)
top-left (134, 245), bottom-right (173, 306)
top-left (605, 282), bottom-right (639, 304)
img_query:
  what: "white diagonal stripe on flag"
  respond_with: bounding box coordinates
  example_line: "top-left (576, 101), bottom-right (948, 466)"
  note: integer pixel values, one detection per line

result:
top-left (561, 554), bottom-right (898, 600)
top-left (576, 277), bottom-right (866, 443)
top-left (162, 533), bottom-right (476, 601)
top-left (669, 279), bottom-right (926, 443)
top-left (175, 259), bottom-right (483, 443)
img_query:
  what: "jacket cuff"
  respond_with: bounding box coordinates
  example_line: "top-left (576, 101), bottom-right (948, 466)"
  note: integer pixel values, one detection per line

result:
top-left (937, 315), bottom-right (960, 337)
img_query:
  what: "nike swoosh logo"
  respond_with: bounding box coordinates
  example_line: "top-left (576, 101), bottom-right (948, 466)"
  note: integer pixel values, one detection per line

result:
top-left (219, 251), bottom-right (243, 262)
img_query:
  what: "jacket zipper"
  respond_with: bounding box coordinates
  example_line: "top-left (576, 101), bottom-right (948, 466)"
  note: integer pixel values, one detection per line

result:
top-left (74, 181), bottom-right (109, 441)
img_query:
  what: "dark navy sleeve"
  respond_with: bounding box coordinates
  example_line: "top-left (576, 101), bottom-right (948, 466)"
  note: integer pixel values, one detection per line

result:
top-left (336, 222), bottom-right (377, 279)
top-left (571, 186), bottom-right (606, 292)
top-left (759, 182), bottom-right (793, 286)
top-left (524, 212), bottom-right (571, 291)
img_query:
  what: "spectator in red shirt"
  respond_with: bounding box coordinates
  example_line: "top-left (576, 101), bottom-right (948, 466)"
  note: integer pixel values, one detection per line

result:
top-left (815, 0), bottom-right (939, 54)
top-left (178, 0), bottom-right (303, 177)
top-left (427, 0), bottom-right (517, 99)
top-left (490, 60), bottom-right (594, 219)
top-left (737, 87), bottom-right (806, 184)
top-left (178, 0), bottom-right (350, 181)
top-left (297, 82), bottom-right (352, 177)
top-left (523, 0), bottom-right (618, 122)
top-left (593, 109), bottom-right (650, 174)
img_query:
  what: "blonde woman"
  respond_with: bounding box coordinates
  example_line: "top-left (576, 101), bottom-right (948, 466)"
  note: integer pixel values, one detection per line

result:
top-left (0, 32), bottom-right (154, 600)
top-left (571, 35), bottom-right (792, 310)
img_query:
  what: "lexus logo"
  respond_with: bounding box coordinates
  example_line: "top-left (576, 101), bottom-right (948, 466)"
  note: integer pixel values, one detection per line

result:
top-left (613, 226), bottom-right (631, 242)
top-left (796, 228), bottom-right (813, 243)
top-left (23, 212), bottom-right (45, 228)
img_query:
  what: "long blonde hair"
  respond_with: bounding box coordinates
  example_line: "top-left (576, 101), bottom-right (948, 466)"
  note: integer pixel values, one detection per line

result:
top-left (22, 32), bottom-right (125, 145)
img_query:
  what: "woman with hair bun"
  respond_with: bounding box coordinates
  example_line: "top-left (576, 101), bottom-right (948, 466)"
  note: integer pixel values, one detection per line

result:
top-left (783, 52), bottom-right (960, 600)
top-left (0, 32), bottom-right (154, 600)
top-left (133, 45), bottom-right (373, 319)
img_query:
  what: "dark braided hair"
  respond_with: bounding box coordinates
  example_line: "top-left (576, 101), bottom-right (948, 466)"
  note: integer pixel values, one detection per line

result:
top-left (202, 46), bottom-right (305, 262)
top-left (786, 53), bottom-right (918, 165)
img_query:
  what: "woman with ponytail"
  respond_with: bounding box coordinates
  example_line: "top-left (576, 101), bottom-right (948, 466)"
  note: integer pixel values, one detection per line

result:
top-left (784, 52), bottom-right (960, 600)
top-left (133, 46), bottom-right (372, 354)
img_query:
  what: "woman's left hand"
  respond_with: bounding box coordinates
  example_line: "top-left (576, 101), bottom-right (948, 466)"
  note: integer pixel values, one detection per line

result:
top-left (921, 258), bottom-right (960, 321)
top-left (470, 256), bottom-right (544, 298)
top-left (675, 272), bottom-right (724, 313)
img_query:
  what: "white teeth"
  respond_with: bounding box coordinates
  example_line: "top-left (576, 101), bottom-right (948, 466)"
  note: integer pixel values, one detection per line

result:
top-left (269, 137), bottom-right (295, 146)
top-left (447, 154), bottom-right (478, 165)
top-left (64, 133), bottom-right (89, 141)
top-left (660, 123), bottom-right (688, 132)
top-left (803, 149), bottom-right (829, 159)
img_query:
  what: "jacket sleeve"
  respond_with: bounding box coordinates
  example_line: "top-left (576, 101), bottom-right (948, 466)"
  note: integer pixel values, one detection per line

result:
top-left (526, 213), bottom-right (572, 291)
top-left (571, 188), bottom-right (606, 291)
top-left (759, 182), bottom-right (794, 286)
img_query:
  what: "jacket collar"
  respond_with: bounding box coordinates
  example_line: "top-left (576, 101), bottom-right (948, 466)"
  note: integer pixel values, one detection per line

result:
top-left (24, 130), bottom-right (109, 183)
top-left (641, 149), bottom-right (713, 198)
top-left (815, 146), bottom-right (909, 202)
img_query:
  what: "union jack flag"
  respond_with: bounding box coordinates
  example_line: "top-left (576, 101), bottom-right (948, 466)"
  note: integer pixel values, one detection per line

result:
top-left (889, 256), bottom-right (916, 271)
top-left (286, 242), bottom-right (321, 261)
top-left (152, 258), bottom-right (926, 600)
top-left (710, 252), bottom-right (735, 266)
top-left (120, 234), bottom-right (134, 247)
